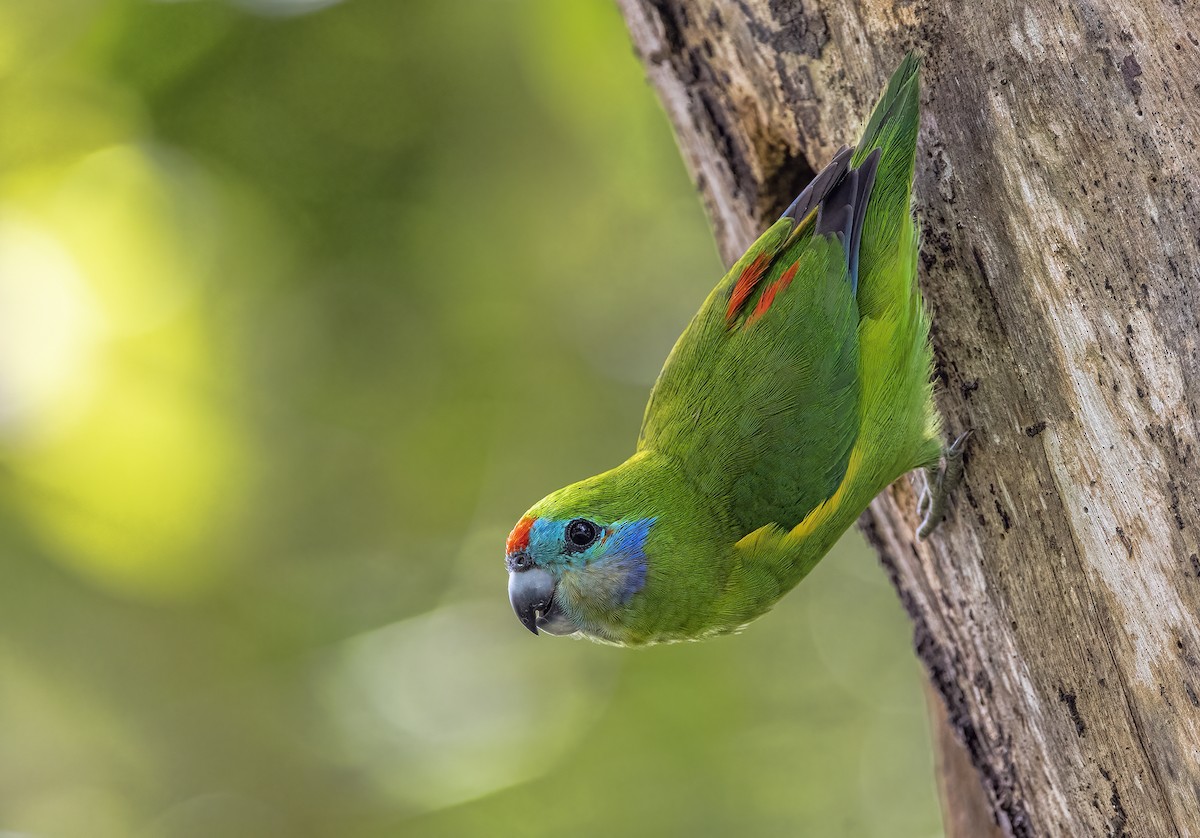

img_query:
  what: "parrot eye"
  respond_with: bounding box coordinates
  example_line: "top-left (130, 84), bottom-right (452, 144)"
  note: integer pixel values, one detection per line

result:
top-left (565, 519), bottom-right (600, 550)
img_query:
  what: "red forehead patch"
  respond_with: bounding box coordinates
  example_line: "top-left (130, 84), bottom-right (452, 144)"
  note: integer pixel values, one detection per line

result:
top-left (506, 516), bottom-right (535, 556)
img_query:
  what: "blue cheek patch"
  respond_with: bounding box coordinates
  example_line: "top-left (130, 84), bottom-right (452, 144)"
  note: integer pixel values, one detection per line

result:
top-left (602, 517), bottom-right (656, 603)
top-left (532, 516), bottom-right (656, 605)
top-left (606, 517), bottom-right (655, 556)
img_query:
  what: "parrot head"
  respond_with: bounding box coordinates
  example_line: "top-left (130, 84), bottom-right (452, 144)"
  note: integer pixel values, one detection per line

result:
top-left (504, 484), bottom-right (657, 639)
top-left (503, 452), bottom-right (728, 644)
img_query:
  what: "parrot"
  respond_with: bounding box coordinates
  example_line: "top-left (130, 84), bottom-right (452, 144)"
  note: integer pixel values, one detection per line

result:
top-left (505, 53), bottom-right (967, 646)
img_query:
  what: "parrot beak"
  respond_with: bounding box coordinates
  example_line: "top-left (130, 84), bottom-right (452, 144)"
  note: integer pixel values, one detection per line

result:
top-left (508, 566), bottom-right (555, 635)
top-left (508, 565), bottom-right (578, 636)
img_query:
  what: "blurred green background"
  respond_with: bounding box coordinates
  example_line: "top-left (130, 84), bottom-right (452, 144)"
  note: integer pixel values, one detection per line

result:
top-left (0, 1), bottom-right (942, 836)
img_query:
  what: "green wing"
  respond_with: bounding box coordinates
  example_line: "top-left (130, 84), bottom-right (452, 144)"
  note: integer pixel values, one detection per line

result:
top-left (719, 53), bottom-right (941, 622)
top-left (637, 149), bottom-right (880, 533)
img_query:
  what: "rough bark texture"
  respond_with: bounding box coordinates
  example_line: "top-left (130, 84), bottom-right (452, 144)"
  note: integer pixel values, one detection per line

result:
top-left (926, 678), bottom-right (1007, 838)
top-left (616, 1), bottom-right (1200, 836)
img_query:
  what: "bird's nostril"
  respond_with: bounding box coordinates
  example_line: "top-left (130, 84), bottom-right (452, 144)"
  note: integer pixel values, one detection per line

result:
top-left (507, 551), bottom-right (533, 572)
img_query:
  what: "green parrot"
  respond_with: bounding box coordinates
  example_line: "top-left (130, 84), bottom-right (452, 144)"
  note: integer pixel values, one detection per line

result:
top-left (506, 54), bottom-right (966, 645)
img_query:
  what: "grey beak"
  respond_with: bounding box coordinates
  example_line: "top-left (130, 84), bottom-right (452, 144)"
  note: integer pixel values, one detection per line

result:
top-left (508, 566), bottom-right (555, 635)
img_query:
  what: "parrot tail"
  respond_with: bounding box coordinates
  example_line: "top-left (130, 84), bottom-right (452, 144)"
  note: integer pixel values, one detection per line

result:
top-left (854, 51), bottom-right (921, 165)
top-left (849, 52), bottom-right (945, 480)
top-left (852, 51), bottom-right (922, 323)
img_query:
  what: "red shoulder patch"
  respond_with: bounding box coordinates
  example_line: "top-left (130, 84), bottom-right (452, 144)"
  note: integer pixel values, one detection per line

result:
top-left (725, 252), bottom-right (771, 326)
top-left (506, 516), bottom-right (535, 556)
top-left (746, 261), bottom-right (800, 326)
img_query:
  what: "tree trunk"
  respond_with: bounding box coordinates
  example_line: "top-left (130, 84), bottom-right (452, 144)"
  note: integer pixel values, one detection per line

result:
top-left (616, 1), bottom-right (1200, 836)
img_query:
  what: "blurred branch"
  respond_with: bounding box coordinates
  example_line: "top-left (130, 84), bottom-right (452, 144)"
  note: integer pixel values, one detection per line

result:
top-left (617, 0), bottom-right (1200, 834)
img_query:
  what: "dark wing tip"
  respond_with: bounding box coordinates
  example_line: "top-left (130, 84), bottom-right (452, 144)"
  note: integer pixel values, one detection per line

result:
top-left (812, 148), bottom-right (881, 292)
top-left (781, 145), bottom-right (854, 225)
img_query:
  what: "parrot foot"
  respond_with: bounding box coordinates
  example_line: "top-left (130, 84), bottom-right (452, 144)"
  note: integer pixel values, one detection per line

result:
top-left (917, 430), bottom-right (972, 540)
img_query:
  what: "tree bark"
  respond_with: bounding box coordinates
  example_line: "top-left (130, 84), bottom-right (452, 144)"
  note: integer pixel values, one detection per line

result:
top-left (616, 1), bottom-right (1200, 836)
top-left (926, 679), bottom-right (1007, 838)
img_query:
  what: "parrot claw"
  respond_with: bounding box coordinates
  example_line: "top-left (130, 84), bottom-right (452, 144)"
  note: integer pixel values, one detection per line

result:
top-left (917, 430), bottom-right (972, 540)
top-left (917, 484), bottom-right (932, 517)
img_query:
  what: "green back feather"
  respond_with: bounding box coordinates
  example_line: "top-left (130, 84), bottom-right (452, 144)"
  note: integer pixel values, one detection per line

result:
top-left (637, 231), bottom-right (860, 532)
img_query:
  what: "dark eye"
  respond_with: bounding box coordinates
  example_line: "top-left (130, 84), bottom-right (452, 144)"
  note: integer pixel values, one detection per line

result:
top-left (565, 519), bottom-right (600, 550)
